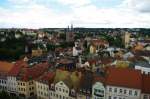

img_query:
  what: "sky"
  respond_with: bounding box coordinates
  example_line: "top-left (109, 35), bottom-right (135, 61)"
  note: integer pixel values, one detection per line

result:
top-left (0, 0), bottom-right (150, 28)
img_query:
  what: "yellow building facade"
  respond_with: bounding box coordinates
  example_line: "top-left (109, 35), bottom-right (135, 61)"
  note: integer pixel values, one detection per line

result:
top-left (17, 80), bottom-right (36, 98)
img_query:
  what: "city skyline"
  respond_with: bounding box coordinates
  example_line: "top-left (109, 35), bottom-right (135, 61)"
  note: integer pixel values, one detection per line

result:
top-left (0, 0), bottom-right (150, 28)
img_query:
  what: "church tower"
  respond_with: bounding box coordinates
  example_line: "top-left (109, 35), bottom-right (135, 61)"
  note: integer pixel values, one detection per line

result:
top-left (66, 24), bottom-right (74, 42)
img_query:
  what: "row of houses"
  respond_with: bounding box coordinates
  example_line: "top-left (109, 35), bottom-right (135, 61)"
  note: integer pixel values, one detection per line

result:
top-left (0, 60), bottom-right (150, 99)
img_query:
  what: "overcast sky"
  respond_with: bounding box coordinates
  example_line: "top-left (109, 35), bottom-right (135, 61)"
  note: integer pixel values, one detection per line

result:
top-left (0, 0), bottom-right (150, 28)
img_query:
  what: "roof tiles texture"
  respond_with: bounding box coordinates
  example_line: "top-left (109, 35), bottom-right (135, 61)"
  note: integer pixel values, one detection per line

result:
top-left (106, 67), bottom-right (142, 89)
top-left (142, 74), bottom-right (150, 94)
top-left (0, 61), bottom-right (14, 73)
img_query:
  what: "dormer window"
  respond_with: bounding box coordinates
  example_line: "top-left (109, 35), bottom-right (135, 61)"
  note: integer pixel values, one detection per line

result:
top-left (66, 90), bottom-right (68, 93)
top-left (51, 84), bottom-right (54, 89)
top-left (60, 82), bottom-right (63, 85)
top-left (71, 89), bottom-right (76, 95)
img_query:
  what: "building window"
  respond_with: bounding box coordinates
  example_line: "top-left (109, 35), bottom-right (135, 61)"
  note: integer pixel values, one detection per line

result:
top-left (129, 90), bottom-right (132, 95)
top-left (134, 91), bottom-right (138, 96)
top-left (124, 89), bottom-right (126, 94)
top-left (120, 89), bottom-right (122, 93)
top-left (94, 89), bottom-right (97, 92)
top-left (114, 88), bottom-right (117, 93)
top-left (143, 95), bottom-right (148, 99)
top-left (59, 88), bottom-right (61, 91)
top-left (109, 88), bottom-right (112, 92)
top-left (66, 90), bottom-right (68, 93)
top-left (114, 97), bottom-right (117, 99)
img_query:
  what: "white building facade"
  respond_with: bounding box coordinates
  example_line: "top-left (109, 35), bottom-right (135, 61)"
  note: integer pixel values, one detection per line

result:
top-left (92, 82), bottom-right (105, 99)
top-left (7, 76), bottom-right (18, 95)
top-left (135, 64), bottom-right (150, 75)
top-left (106, 85), bottom-right (141, 99)
top-left (49, 81), bottom-right (75, 99)
top-left (0, 77), bottom-right (7, 91)
top-left (35, 81), bottom-right (49, 99)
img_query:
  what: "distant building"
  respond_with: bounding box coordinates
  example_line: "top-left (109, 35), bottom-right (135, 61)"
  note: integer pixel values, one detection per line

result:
top-left (123, 32), bottom-right (131, 48)
top-left (90, 45), bottom-right (97, 54)
top-left (32, 49), bottom-right (43, 57)
top-left (73, 41), bottom-right (82, 56)
top-left (66, 24), bottom-right (74, 42)
top-left (89, 39), bottom-right (109, 54)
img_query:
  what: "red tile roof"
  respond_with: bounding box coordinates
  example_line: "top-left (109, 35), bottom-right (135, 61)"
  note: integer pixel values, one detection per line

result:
top-left (106, 67), bottom-right (142, 89)
top-left (142, 74), bottom-right (150, 94)
top-left (40, 72), bottom-right (55, 82)
top-left (0, 61), bottom-right (14, 73)
top-left (8, 60), bottom-right (27, 76)
top-left (19, 62), bottom-right (49, 81)
top-left (91, 39), bottom-right (109, 46)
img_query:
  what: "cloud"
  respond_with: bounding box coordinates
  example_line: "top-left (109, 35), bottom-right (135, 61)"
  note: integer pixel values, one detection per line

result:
top-left (121, 0), bottom-right (150, 13)
top-left (0, 4), bottom-right (73, 28)
top-left (8, 0), bottom-right (31, 4)
top-left (70, 2), bottom-right (150, 28)
top-left (57, 0), bottom-right (91, 7)
top-left (0, 0), bottom-right (150, 28)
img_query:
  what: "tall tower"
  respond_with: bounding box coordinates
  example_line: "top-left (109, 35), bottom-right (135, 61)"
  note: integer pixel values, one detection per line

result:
top-left (66, 24), bottom-right (74, 42)
top-left (123, 32), bottom-right (131, 48)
